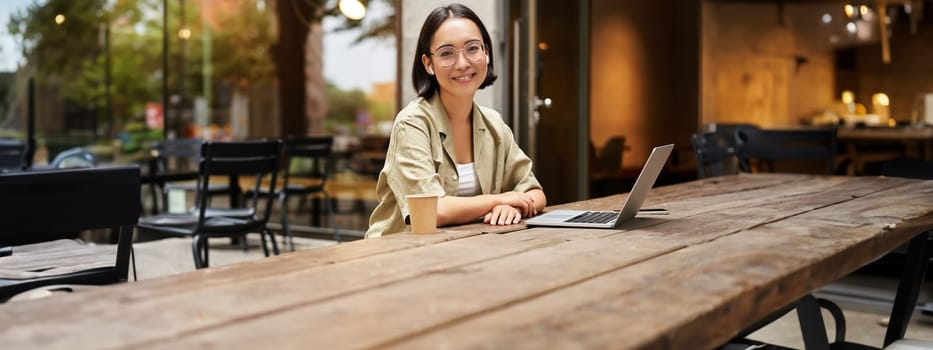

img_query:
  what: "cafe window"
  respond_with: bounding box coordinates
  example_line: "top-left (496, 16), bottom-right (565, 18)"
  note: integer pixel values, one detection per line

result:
top-left (1, 0), bottom-right (397, 233)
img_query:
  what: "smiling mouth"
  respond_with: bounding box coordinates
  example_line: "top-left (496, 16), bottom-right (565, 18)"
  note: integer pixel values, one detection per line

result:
top-left (453, 73), bottom-right (475, 81)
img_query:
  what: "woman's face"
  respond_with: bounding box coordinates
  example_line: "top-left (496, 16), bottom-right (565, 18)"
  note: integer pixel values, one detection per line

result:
top-left (422, 18), bottom-right (488, 99)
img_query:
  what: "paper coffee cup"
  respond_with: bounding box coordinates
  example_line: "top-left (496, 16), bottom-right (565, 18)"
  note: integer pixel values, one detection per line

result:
top-left (406, 193), bottom-right (438, 234)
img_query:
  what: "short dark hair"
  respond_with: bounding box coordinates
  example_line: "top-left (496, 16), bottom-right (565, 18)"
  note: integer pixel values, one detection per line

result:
top-left (412, 3), bottom-right (497, 99)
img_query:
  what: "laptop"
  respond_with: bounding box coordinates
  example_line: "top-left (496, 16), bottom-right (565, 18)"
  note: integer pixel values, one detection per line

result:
top-left (524, 144), bottom-right (674, 228)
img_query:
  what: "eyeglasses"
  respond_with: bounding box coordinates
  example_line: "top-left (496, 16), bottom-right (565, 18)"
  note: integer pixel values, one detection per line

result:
top-left (429, 42), bottom-right (485, 68)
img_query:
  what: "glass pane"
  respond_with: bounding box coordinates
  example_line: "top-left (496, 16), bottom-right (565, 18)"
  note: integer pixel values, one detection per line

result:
top-left (322, 0), bottom-right (396, 234)
top-left (1, 0), bottom-right (397, 238)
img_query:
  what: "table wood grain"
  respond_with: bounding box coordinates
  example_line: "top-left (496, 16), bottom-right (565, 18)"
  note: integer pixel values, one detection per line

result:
top-left (0, 174), bottom-right (930, 350)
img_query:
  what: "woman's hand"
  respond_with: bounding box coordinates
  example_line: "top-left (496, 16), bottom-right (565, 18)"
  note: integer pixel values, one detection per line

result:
top-left (494, 192), bottom-right (537, 218)
top-left (484, 204), bottom-right (523, 225)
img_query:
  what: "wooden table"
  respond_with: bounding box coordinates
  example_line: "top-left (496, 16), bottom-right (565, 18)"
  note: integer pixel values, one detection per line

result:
top-left (837, 127), bottom-right (933, 174)
top-left (1, 174), bottom-right (932, 349)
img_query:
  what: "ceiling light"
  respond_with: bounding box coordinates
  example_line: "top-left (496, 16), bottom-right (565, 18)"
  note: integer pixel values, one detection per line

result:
top-left (339, 0), bottom-right (366, 20)
top-left (844, 4), bottom-right (856, 18)
top-left (873, 93), bottom-right (890, 106)
top-left (841, 90), bottom-right (855, 105)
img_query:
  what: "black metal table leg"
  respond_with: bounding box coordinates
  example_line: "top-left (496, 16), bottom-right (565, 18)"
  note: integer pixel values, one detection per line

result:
top-left (796, 294), bottom-right (831, 350)
top-left (884, 231), bottom-right (932, 347)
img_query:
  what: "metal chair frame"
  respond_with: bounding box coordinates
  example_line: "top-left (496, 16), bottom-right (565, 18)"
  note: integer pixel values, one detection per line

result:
top-left (0, 166), bottom-right (140, 301)
top-left (137, 140), bottom-right (282, 269)
top-left (279, 136), bottom-right (340, 247)
top-left (735, 127), bottom-right (838, 175)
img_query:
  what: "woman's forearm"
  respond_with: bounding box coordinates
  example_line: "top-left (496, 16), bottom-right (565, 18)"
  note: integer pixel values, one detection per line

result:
top-left (435, 189), bottom-right (546, 226)
top-left (526, 188), bottom-right (547, 214)
top-left (436, 194), bottom-right (499, 227)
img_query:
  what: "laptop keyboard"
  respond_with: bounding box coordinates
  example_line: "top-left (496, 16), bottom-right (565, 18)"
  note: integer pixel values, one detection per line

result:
top-left (566, 211), bottom-right (617, 224)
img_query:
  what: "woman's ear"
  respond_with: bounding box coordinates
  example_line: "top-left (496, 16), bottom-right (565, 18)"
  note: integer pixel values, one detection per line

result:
top-left (421, 54), bottom-right (434, 76)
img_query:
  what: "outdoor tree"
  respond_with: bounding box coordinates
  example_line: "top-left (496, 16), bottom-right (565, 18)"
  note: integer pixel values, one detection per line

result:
top-left (9, 0), bottom-right (167, 138)
top-left (7, 0), bottom-right (395, 143)
top-left (210, 1), bottom-right (276, 87)
top-left (8, 0), bottom-right (111, 79)
top-left (273, 0), bottom-right (395, 137)
top-left (7, 0), bottom-right (277, 141)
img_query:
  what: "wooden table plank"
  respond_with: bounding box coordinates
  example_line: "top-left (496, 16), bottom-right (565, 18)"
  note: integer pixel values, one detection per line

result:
top-left (0, 226), bottom-right (631, 349)
top-left (137, 229), bottom-right (686, 350)
top-left (391, 179), bottom-right (933, 350)
top-left (0, 175), bottom-right (929, 350)
top-left (128, 176), bottom-right (930, 349)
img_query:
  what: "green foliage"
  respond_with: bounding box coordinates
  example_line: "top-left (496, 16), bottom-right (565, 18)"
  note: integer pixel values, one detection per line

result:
top-left (7, 0), bottom-right (395, 141)
top-left (210, 0), bottom-right (276, 86)
top-left (368, 98), bottom-right (394, 123)
top-left (120, 121), bottom-right (162, 152)
top-left (9, 0), bottom-right (166, 131)
top-left (8, 0), bottom-right (110, 78)
top-left (327, 83), bottom-right (367, 124)
top-left (7, 0), bottom-right (277, 132)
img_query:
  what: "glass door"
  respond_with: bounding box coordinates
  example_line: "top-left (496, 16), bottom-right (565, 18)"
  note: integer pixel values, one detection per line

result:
top-left (508, 0), bottom-right (588, 204)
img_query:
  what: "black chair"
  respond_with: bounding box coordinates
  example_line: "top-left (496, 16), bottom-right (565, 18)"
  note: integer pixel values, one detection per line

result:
top-left (278, 136), bottom-right (339, 248)
top-left (691, 132), bottom-right (736, 178)
top-left (349, 135), bottom-right (389, 179)
top-left (0, 139), bottom-right (26, 173)
top-left (707, 123), bottom-right (758, 142)
top-left (724, 295), bottom-right (877, 350)
top-left (691, 124), bottom-right (759, 179)
top-left (148, 138), bottom-right (234, 214)
top-left (49, 147), bottom-right (96, 169)
top-left (0, 166), bottom-right (140, 302)
top-left (881, 158), bottom-right (933, 180)
top-left (137, 140), bottom-right (282, 269)
top-left (735, 128), bottom-right (838, 174)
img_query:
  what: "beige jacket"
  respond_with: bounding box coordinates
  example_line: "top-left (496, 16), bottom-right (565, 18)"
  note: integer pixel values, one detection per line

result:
top-left (365, 95), bottom-right (542, 238)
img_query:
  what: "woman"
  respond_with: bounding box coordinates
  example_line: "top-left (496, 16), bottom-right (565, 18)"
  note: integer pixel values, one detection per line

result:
top-left (366, 3), bottom-right (546, 238)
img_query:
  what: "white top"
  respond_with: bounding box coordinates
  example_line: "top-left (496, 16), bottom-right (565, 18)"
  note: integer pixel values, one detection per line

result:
top-left (455, 163), bottom-right (481, 196)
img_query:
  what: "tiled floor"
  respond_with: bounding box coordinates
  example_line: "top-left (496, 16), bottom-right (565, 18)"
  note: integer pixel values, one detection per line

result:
top-left (130, 235), bottom-right (337, 280)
